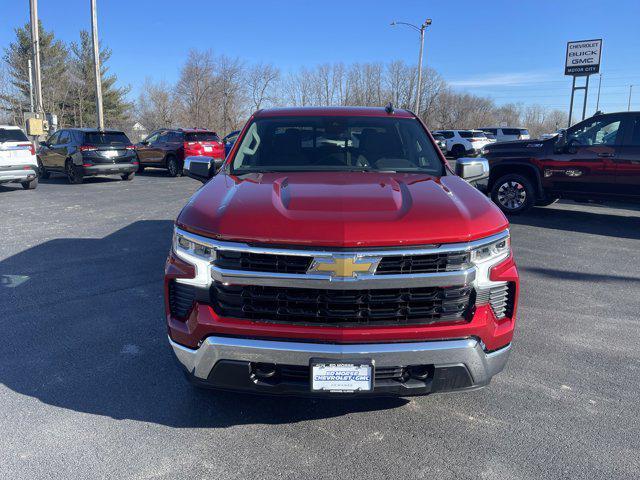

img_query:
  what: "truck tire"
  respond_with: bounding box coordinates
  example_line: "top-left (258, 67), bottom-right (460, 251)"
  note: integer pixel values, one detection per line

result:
top-left (490, 173), bottom-right (535, 214)
top-left (66, 159), bottom-right (84, 185)
top-left (21, 177), bottom-right (38, 190)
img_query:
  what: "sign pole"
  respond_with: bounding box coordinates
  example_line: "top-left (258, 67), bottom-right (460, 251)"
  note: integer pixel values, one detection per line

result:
top-left (568, 76), bottom-right (576, 128)
top-left (581, 74), bottom-right (590, 120)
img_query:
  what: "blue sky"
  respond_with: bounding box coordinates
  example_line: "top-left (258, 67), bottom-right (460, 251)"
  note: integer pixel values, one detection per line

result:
top-left (2, 0), bottom-right (640, 113)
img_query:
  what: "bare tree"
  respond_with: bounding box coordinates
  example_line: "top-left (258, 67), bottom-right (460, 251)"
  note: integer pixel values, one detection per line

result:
top-left (174, 50), bottom-right (216, 128)
top-left (246, 62), bottom-right (280, 111)
top-left (136, 78), bottom-right (177, 131)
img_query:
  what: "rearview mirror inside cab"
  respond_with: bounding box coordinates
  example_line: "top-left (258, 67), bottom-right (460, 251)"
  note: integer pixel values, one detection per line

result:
top-left (184, 156), bottom-right (217, 183)
top-left (455, 157), bottom-right (489, 183)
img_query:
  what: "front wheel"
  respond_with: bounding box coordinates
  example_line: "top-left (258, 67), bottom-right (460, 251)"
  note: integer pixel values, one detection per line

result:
top-left (21, 177), bottom-right (38, 190)
top-left (121, 172), bottom-right (135, 181)
top-left (490, 174), bottom-right (535, 214)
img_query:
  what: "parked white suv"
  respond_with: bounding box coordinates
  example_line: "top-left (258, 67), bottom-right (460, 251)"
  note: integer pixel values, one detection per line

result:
top-left (477, 127), bottom-right (530, 142)
top-left (432, 130), bottom-right (493, 158)
top-left (0, 126), bottom-right (38, 190)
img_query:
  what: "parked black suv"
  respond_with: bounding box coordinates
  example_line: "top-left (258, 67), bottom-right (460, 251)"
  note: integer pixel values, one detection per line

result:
top-left (38, 129), bottom-right (137, 184)
top-left (482, 111), bottom-right (640, 214)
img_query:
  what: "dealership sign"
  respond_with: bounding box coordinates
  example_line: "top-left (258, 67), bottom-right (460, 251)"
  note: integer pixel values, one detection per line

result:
top-left (565, 39), bottom-right (602, 76)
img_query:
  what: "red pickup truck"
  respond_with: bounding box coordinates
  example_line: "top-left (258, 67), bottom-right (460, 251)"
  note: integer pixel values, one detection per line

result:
top-left (165, 107), bottom-right (519, 396)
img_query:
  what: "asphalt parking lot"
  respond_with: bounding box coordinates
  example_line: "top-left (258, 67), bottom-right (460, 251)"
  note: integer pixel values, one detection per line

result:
top-left (1, 172), bottom-right (639, 480)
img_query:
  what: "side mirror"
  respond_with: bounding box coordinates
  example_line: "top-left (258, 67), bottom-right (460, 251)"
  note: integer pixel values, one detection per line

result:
top-left (554, 129), bottom-right (567, 153)
top-left (39, 141), bottom-right (48, 147)
top-left (184, 156), bottom-right (216, 183)
top-left (455, 157), bottom-right (489, 182)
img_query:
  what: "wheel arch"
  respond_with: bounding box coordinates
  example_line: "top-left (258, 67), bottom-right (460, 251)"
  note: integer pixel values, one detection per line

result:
top-left (489, 162), bottom-right (544, 199)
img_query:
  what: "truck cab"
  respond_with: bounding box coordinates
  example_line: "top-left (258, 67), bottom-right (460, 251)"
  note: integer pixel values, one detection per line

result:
top-left (483, 111), bottom-right (640, 214)
top-left (165, 107), bottom-right (519, 397)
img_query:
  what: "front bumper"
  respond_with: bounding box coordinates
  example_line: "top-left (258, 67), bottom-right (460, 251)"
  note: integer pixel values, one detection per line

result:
top-left (0, 165), bottom-right (37, 183)
top-left (81, 163), bottom-right (137, 176)
top-left (170, 335), bottom-right (511, 396)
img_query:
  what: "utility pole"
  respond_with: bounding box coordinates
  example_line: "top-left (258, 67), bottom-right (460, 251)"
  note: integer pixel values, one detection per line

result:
top-left (29, 0), bottom-right (43, 114)
top-left (595, 74), bottom-right (602, 112)
top-left (90, 0), bottom-right (104, 130)
top-left (390, 18), bottom-right (432, 116)
top-left (28, 59), bottom-right (34, 113)
top-left (628, 85), bottom-right (633, 111)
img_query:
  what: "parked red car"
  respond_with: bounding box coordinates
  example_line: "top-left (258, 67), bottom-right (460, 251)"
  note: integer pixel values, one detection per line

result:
top-left (166, 107), bottom-right (519, 397)
top-left (135, 128), bottom-right (225, 176)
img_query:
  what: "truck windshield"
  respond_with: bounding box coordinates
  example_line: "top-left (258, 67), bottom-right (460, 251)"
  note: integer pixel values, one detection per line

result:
top-left (231, 116), bottom-right (444, 175)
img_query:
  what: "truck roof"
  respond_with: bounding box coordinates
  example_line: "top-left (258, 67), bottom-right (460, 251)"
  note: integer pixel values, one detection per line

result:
top-left (254, 106), bottom-right (415, 118)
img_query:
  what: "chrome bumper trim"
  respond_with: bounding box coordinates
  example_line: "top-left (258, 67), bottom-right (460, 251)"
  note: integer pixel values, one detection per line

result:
top-left (210, 265), bottom-right (476, 289)
top-left (169, 336), bottom-right (511, 385)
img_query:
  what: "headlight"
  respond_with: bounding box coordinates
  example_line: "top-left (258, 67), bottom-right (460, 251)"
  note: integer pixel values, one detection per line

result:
top-left (174, 232), bottom-right (216, 262)
top-left (172, 229), bottom-right (216, 286)
top-left (470, 235), bottom-right (510, 265)
top-left (470, 232), bottom-right (511, 289)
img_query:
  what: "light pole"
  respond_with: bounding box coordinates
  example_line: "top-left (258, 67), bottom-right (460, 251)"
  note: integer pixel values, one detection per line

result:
top-left (391, 18), bottom-right (432, 115)
top-left (90, 0), bottom-right (104, 130)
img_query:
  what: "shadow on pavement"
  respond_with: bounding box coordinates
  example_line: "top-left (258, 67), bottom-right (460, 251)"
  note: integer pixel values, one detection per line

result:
top-left (510, 204), bottom-right (640, 240)
top-left (520, 266), bottom-right (640, 284)
top-left (0, 220), bottom-right (406, 428)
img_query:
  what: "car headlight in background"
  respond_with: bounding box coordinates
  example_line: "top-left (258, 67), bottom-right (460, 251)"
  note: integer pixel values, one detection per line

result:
top-left (173, 229), bottom-right (216, 286)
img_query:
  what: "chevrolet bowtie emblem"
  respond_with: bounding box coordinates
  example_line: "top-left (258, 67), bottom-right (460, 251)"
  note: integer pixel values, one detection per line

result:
top-left (308, 256), bottom-right (380, 278)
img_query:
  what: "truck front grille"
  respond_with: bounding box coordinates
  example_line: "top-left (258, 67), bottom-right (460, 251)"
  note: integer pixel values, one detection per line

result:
top-left (376, 251), bottom-right (470, 274)
top-left (212, 282), bottom-right (473, 326)
top-left (215, 250), bottom-right (312, 274)
top-left (214, 250), bottom-right (470, 275)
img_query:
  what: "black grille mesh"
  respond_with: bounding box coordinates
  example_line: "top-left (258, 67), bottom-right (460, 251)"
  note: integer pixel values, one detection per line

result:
top-left (212, 282), bottom-right (473, 326)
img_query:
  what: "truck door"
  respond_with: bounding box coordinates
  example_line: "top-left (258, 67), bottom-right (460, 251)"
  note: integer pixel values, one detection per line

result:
top-left (614, 115), bottom-right (640, 198)
top-left (542, 115), bottom-right (623, 196)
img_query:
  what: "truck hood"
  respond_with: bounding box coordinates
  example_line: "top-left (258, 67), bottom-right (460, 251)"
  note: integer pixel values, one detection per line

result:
top-left (177, 172), bottom-right (508, 247)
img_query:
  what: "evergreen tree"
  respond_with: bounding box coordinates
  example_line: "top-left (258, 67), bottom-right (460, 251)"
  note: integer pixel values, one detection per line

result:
top-left (2, 21), bottom-right (71, 125)
top-left (69, 30), bottom-right (132, 128)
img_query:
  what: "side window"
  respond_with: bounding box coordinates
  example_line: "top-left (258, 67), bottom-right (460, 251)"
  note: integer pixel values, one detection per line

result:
top-left (170, 131), bottom-right (183, 142)
top-left (627, 117), bottom-right (640, 146)
top-left (568, 117), bottom-right (622, 147)
top-left (442, 131), bottom-right (454, 139)
top-left (58, 130), bottom-right (70, 144)
top-left (47, 131), bottom-right (61, 145)
top-left (157, 131), bottom-right (170, 143)
top-left (145, 132), bottom-right (160, 144)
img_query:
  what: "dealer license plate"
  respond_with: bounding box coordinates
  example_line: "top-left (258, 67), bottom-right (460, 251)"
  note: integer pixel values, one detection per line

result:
top-left (311, 361), bottom-right (373, 393)
top-left (203, 146), bottom-right (213, 152)
top-left (101, 150), bottom-right (118, 158)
